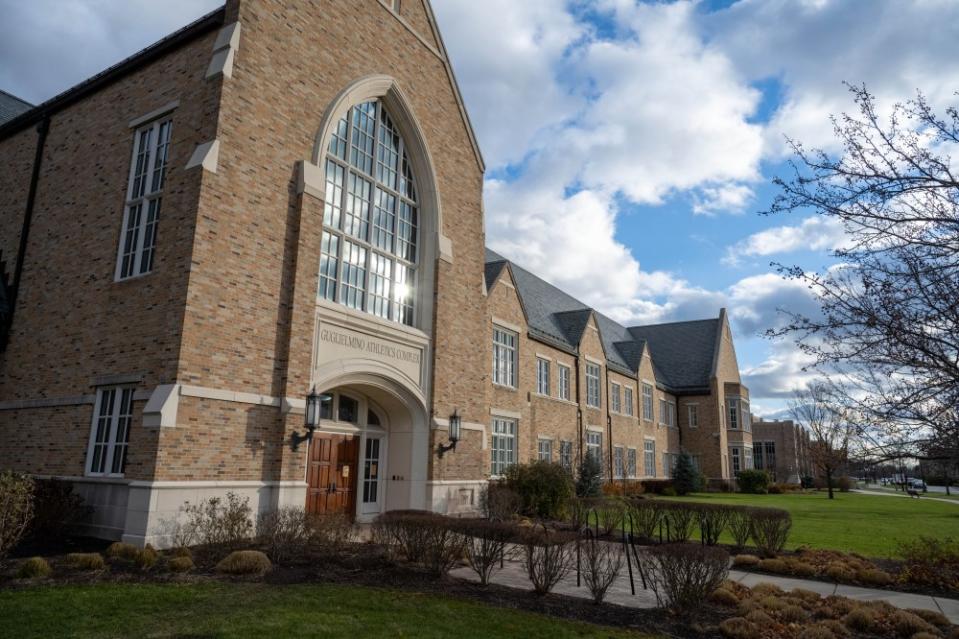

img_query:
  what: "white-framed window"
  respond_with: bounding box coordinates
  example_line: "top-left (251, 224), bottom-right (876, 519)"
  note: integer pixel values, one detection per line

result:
top-left (743, 400), bottom-right (751, 432)
top-left (744, 447), bottom-right (754, 470)
top-left (642, 383), bottom-right (653, 421)
top-left (613, 446), bottom-right (625, 478)
top-left (666, 401), bottom-right (676, 427)
top-left (627, 448), bottom-right (637, 477)
top-left (687, 404), bottom-right (698, 428)
top-left (86, 386), bottom-right (135, 476)
top-left (611, 382), bottom-right (621, 413)
top-left (321, 100), bottom-right (419, 326)
top-left (116, 118), bottom-right (172, 280)
top-left (536, 358), bottom-right (550, 396)
top-left (659, 398), bottom-right (667, 425)
top-left (624, 387), bottom-right (634, 416)
top-left (537, 438), bottom-right (552, 462)
top-left (491, 418), bottom-right (516, 476)
top-left (730, 446), bottom-right (741, 473)
top-left (560, 440), bottom-right (573, 471)
top-left (765, 441), bottom-right (776, 471)
top-left (753, 444), bottom-right (764, 470)
top-left (644, 440), bottom-right (656, 477)
top-left (492, 327), bottom-right (517, 388)
top-left (663, 452), bottom-right (681, 478)
top-left (362, 437), bottom-right (383, 505)
top-left (586, 430), bottom-right (602, 463)
top-left (728, 398), bottom-right (739, 429)
top-left (586, 363), bottom-right (601, 408)
top-left (558, 364), bottom-right (571, 401)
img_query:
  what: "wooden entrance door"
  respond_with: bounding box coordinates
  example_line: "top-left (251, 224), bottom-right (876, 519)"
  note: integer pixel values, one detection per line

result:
top-left (306, 434), bottom-right (359, 517)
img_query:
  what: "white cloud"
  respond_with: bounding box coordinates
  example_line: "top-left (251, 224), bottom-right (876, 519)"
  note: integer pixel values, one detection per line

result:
top-left (722, 216), bottom-right (849, 266)
top-left (693, 183), bottom-right (754, 216)
top-left (707, 0), bottom-right (959, 156)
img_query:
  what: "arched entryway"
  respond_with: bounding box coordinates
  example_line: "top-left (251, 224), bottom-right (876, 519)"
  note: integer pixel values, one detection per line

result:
top-left (304, 374), bottom-right (428, 523)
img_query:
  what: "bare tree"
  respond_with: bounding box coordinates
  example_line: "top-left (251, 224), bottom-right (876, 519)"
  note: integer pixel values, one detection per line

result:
top-left (789, 383), bottom-right (855, 499)
top-left (768, 84), bottom-right (959, 446)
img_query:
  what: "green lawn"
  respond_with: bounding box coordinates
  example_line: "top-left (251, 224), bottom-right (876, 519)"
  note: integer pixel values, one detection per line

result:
top-left (0, 582), bottom-right (652, 639)
top-left (659, 491), bottom-right (959, 558)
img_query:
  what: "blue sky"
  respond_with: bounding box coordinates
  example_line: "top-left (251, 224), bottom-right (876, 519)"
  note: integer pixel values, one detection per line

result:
top-left (2, 0), bottom-right (958, 416)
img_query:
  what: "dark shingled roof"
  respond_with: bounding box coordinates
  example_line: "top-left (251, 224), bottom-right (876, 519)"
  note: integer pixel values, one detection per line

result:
top-left (485, 248), bottom-right (721, 392)
top-left (0, 90), bottom-right (32, 126)
top-left (628, 320), bottom-right (719, 391)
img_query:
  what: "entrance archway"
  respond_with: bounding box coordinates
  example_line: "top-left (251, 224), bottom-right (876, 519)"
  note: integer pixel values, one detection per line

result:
top-left (304, 373), bottom-right (428, 522)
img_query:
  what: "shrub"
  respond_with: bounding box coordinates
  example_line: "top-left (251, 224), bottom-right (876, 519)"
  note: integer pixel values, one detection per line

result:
top-left (737, 470), bottom-right (771, 494)
top-left (699, 504), bottom-right (731, 546)
top-left (374, 510), bottom-right (464, 575)
top-left (759, 558), bottom-right (788, 573)
top-left (172, 546), bottom-right (192, 559)
top-left (750, 508), bottom-right (791, 557)
top-left (785, 559), bottom-right (817, 577)
top-left (504, 461), bottom-right (574, 520)
top-left (728, 507), bottom-right (754, 550)
top-left (580, 538), bottom-right (624, 604)
top-left (67, 552), bottom-right (105, 571)
top-left (257, 506), bottom-right (311, 563)
top-left (602, 481), bottom-right (645, 497)
top-left (179, 492), bottom-right (254, 550)
top-left (661, 502), bottom-right (696, 542)
top-left (710, 587), bottom-right (741, 607)
top-left (906, 608), bottom-right (950, 628)
top-left (912, 634), bottom-right (939, 639)
top-left (842, 607), bottom-right (877, 632)
top-left (308, 513), bottom-right (352, 550)
top-left (598, 498), bottom-right (627, 536)
top-left (768, 483), bottom-right (784, 495)
top-left (751, 582), bottom-right (784, 597)
top-left (459, 519), bottom-right (515, 585)
top-left (28, 479), bottom-right (91, 541)
top-left (889, 610), bottom-right (937, 638)
top-left (215, 550), bottom-right (272, 576)
top-left (856, 568), bottom-right (893, 586)
top-left (627, 498), bottom-right (663, 541)
top-left (733, 554), bottom-right (761, 567)
top-left (746, 609), bottom-right (775, 625)
top-left (136, 544), bottom-right (159, 570)
top-left (799, 627), bottom-right (836, 639)
top-left (0, 471), bottom-right (34, 561)
top-left (641, 479), bottom-right (676, 495)
top-left (481, 482), bottom-right (522, 521)
top-left (520, 528), bottom-right (576, 595)
top-left (671, 453), bottom-right (702, 495)
top-left (575, 454), bottom-right (604, 498)
top-left (421, 518), bottom-right (466, 577)
top-left (17, 557), bottom-right (52, 579)
top-left (791, 588), bottom-right (823, 604)
top-left (898, 536), bottom-right (959, 590)
top-left (167, 556), bottom-right (195, 573)
top-left (781, 604), bottom-right (808, 623)
top-left (636, 543), bottom-right (730, 613)
top-left (837, 476), bottom-right (853, 492)
top-left (826, 565), bottom-right (855, 582)
top-left (719, 617), bottom-right (760, 639)
top-left (106, 542), bottom-right (140, 561)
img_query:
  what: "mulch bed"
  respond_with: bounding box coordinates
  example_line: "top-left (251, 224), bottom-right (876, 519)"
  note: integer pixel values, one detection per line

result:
top-left (0, 539), bottom-right (726, 639)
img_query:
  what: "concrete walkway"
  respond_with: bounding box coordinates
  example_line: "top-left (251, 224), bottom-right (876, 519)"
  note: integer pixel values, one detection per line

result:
top-left (450, 550), bottom-right (959, 623)
top-left (853, 488), bottom-right (959, 506)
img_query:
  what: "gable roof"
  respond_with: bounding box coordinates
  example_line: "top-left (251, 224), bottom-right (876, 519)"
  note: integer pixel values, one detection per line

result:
top-left (485, 248), bottom-right (722, 392)
top-left (0, 90), bottom-right (32, 126)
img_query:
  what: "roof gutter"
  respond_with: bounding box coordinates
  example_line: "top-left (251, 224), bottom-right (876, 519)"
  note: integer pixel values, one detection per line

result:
top-left (2, 116), bottom-right (49, 349)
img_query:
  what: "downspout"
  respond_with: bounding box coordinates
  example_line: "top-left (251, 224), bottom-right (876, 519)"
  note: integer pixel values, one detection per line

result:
top-left (3, 116), bottom-right (50, 349)
top-left (575, 351), bottom-right (582, 467)
top-left (606, 368), bottom-right (613, 489)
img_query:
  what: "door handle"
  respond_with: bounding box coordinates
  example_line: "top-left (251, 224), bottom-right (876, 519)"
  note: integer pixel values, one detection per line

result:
top-left (331, 482), bottom-right (337, 493)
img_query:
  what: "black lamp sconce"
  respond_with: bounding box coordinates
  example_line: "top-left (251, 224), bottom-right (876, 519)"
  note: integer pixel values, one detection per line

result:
top-left (292, 387), bottom-right (323, 451)
top-left (437, 408), bottom-right (462, 457)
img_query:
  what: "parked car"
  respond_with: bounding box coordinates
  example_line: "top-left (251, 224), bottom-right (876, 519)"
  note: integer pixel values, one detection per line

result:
top-left (907, 478), bottom-right (926, 490)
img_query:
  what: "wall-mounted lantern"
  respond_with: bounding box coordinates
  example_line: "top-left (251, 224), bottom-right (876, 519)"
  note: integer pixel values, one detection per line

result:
top-left (292, 387), bottom-right (323, 451)
top-left (437, 408), bottom-right (462, 457)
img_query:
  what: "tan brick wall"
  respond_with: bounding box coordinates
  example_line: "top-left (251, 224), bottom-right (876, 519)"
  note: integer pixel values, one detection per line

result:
top-left (0, 27), bottom-right (222, 479)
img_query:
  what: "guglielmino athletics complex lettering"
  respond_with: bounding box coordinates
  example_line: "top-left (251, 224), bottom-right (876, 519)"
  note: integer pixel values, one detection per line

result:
top-left (319, 327), bottom-right (421, 364)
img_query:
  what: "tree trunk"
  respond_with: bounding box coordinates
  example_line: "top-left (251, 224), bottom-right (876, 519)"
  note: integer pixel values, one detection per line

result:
top-left (826, 467), bottom-right (835, 500)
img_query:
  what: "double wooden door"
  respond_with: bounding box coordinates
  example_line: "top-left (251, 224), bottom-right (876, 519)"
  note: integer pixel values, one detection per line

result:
top-left (306, 434), bottom-right (359, 517)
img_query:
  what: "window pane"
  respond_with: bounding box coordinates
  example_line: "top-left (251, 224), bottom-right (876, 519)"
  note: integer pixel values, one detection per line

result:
top-left (328, 116), bottom-right (349, 161)
top-left (368, 252), bottom-right (392, 319)
top-left (343, 172), bottom-right (372, 240)
top-left (110, 388), bottom-right (134, 475)
top-left (339, 240), bottom-right (367, 310)
top-left (324, 160), bottom-right (345, 229)
top-left (139, 197), bottom-right (161, 274)
top-left (392, 262), bottom-right (414, 326)
top-left (376, 108), bottom-right (400, 190)
top-left (400, 150), bottom-right (417, 202)
top-left (338, 395), bottom-right (358, 423)
top-left (150, 120), bottom-right (173, 193)
top-left (319, 231), bottom-right (340, 301)
top-left (396, 201), bottom-right (418, 262)
top-left (90, 388), bottom-right (116, 475)
top-left (119, 204), bottom-right (143, 279)
top-left (349, 101), bottom-right (376, 175)
top-left (131, 127), bottom-right (153, 198)
top-left (371, 188), bottom-right (396, 252)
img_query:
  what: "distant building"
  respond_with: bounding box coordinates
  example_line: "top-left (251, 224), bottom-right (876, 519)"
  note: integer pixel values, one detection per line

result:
top-left (0, 89), bottom-right (32, 126)
top-left (750, 417), bottom-right (812, 484)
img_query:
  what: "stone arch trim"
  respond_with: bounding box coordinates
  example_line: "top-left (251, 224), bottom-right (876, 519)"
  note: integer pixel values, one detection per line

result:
top-left (312, 358), bottom-right (429, 420)
top-left (309, 74), bottom-right (452, 263)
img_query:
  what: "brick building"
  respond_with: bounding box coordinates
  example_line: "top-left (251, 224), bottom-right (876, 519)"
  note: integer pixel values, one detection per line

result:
top-left (750, 417), bottom-right (812, 484)
top-left (0, 0), bottom-right (752, 546)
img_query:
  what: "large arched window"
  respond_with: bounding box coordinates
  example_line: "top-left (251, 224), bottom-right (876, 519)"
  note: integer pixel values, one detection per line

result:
top-left (319, 100), bottom-right (419, 327)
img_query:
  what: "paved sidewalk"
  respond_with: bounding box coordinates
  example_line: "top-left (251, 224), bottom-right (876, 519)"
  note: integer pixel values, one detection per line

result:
top-left (450, 552), bottom-right (959, 623)
top-left (853, 489), bottom-right (959, 506)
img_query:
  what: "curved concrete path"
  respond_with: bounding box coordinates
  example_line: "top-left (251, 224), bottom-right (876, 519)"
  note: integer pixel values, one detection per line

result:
top-left (450, 548), bottom-right (959, 623)
top-left (853, 488), bottom-right (959, 506)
